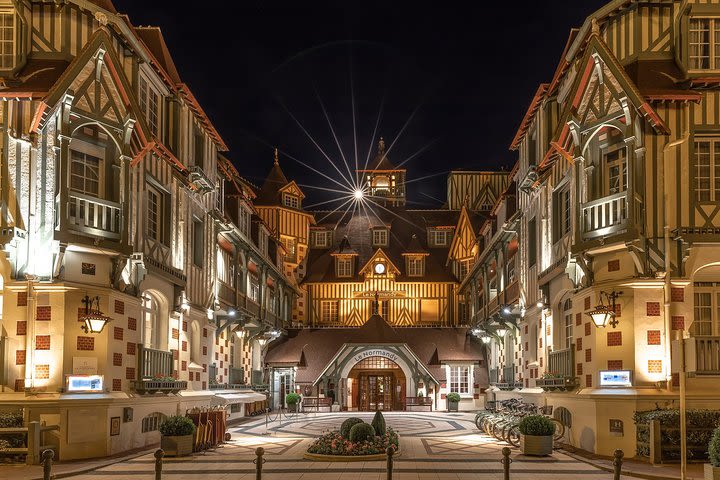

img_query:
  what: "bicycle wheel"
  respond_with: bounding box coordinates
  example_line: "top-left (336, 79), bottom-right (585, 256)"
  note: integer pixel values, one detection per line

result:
top-left (506, 424), bottom-right (521, 447)
top-left (552, 419), bottom-right (565, 442)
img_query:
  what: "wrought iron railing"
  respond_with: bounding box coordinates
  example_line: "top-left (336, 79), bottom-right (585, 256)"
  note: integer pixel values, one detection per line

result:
top-left (547, 346), bottom-right (575, 378)
top-left (137, 345), bottom-right (173, 378)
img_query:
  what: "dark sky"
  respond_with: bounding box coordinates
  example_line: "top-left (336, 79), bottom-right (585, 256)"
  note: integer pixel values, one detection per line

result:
top-left (117, 0), bottom-right (607, 208)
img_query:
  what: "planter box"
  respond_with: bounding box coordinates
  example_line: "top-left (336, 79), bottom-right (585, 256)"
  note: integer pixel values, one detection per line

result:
top-left (706, 464), bottom-right (720, 480)
top-left (535, 377), bottom-right (578, 392)
top-left (448, 401), bottom-right (459, 412)
top-left (161, 434), bottom-right (194, 456)
top-left (520, 434), bottom-right (553, 456)
top-left (130, 380), bottom-right (188, 395)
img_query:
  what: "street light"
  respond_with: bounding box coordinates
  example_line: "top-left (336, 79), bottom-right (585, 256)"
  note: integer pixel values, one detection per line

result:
top-left (79, 295), bottom-right (112, 334)
top-left (495, 326), bottom-right (508, 338)
top-left (587, 291), bottom-right (623, 328)
top-left (480, 335), bottom-right (492, 344)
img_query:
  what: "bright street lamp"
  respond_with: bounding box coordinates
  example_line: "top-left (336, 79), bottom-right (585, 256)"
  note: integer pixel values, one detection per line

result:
top-left (353, 189), bottom-right (364, 200)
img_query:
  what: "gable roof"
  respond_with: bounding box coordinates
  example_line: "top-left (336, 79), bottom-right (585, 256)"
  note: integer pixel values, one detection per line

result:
top-left (359, 138), bottom-right (404, 172)
top-left (510, 83), bottom-right (549, 151)
top-left (255, 150), bottom-right (293, 207)
top-left (134, 26), bottom-right (182, 84)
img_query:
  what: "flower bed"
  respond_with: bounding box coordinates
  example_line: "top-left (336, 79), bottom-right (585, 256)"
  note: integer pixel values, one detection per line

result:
top-left (306, 428), bottom-right (399, 457)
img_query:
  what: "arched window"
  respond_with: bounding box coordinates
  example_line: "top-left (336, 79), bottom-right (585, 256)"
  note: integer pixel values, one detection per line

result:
top-left (141, 292), bottom-right (160, 349)
top-left (190, 321), bottom-right (201, 364)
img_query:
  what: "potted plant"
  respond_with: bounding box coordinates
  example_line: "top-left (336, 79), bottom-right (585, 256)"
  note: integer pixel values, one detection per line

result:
top-left (518, 415), bottom-right (555, 456)
top-left (285, 392), bottom-right (301, 412)
top-left (447, 392), bottom-right (461, 412)
top-left (706, 426), bottom-right (720, 480)
top-left (159, 415), bottom-right (196, 456)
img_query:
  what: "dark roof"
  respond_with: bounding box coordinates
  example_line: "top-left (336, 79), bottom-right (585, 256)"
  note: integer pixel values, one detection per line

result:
top-left (265, 315), bottom-right (487, 384)
top-left (255, 151), bottom-right (291, 207)
top-left (361, 138), bottom-right (401, 171)
top-left (303, 207), bottom-right (465, 283)
top-left (134, 27), bottom-right (182, 84)
top-left (333, 236), bottom-right (357, 255)
top-left (623, 58), bottom-right (702, 101)
top-left (0, 59), bottom-right (69, 98)
top-left (87, 0), bottom-right (117, 13)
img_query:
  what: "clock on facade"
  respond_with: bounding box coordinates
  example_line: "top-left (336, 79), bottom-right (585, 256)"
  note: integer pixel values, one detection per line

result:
top-left (374, 263), bottom-right (386, 274)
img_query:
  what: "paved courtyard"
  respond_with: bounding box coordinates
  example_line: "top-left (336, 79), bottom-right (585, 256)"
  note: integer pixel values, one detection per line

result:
top-left (37, 411), bottom-right (631, 480)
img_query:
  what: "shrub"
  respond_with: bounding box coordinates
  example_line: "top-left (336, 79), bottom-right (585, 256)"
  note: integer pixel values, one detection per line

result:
top-left (159, 415), bottom-right (196, 437)
top-left (285, 393), bottom-right (301, 405)
top-left (307, 427), bottom-right (399, 456)
top-left (710, 426), bottom-right (720, 467)
top-left (349, 422), bottom-right (376, 443)
top-left (518, 415), bottom-right (555, 436)
top-left (0, 411), bottom-right (24, 448)
top-left (340, 417), bottom-right (365, 438)
top-left (371, 411), bottom-right (386, 436)
top-left (447, 392), bottom-right (461, 403)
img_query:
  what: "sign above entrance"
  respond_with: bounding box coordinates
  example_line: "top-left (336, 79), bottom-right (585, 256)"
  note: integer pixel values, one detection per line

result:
top-left (353, 290), bottom-right (406, 298)
top-left (353, 349), bottom-right (399, 364)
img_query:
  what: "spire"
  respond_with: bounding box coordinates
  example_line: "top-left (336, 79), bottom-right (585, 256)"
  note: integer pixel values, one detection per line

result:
top-left (378, 137), bottom-right (385, 155)
top-left (274, 147), bottom-right (279, 165)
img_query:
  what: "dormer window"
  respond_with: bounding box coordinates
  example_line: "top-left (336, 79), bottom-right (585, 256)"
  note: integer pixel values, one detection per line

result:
top-left (239, 205), bottom-right (251, 237)
top-left (428, 229), bottom-right (450, 247)
top-left (283, 194), bottom-right (299, 209)
top-left (313, 230), bottom-right (331, 248)
top-left (258, 230), bottom-right (268, 256)
top-left (336, 257), bottom-right (353, 277)
top-left (406, 256), bottom-right (425, 277)
top-left (372, 228), bottom-right (388, 247)
top-left (139, 75), bottom-right (160, 136)
top-left (0, 6), bottom-right (16, 70)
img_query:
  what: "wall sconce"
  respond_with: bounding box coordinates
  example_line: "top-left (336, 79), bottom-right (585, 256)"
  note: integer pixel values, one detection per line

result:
top-left (480, 335), bottom-right (492, 344)
top-left (495, 325), bottom-right (509, 338)
top-left (588, 290), bottom-right (623, 328)
top-left (79, 295), bottom-right (112, 334)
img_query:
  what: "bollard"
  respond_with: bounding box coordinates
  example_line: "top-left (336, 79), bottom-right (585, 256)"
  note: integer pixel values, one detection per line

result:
top-left (500, 447), bottom-right (512, 480)
top-left (254, 447), bottom-right (265, 480)
top-left (386, 446), bottom-right (394, 480)
top-left (613, 449), bottom-right (624, 480)
top-left (154, 449), bottom-right (164, 480)
top-left (41, 449), bottom-right (54, 480)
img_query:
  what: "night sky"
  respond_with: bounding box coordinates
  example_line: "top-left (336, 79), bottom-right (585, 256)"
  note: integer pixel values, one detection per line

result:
top-left (117, 1), bottom-right (608, 207)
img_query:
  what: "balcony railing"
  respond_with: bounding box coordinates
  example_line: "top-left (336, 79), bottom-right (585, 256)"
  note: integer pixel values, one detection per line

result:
top-left (489, 367), bottom-right (500, 384)
top-left (66, 192), bottom-right (122, 240)
top-left (137, 345), bottom-right (173, 378)
top-left (547, 346), bottom-right (575, 378)
top-left (694, 336), bottom-right (720, 375)
top-left (581, 192), bottom-right (628, 240)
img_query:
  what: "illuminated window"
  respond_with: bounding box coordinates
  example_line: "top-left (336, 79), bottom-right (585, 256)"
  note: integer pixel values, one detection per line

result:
top-left (694, 138), bottom-right (720, 202)
top-left (281, 236), bottom-right (297, 262)
top-left (239, 206), bottom-right (251, 236)
top-left (321, 300), bottom-right (339, 324)
top-left (147, 185), bottom-right (166, 244)
top-left (70, 149), bottom-right (102, 196)
top-left (562, 298), bottom-right (573, 350)
top-left (553, 185), bottom-right (571, 242)
top-left (283, 194), bottom-right (299, 209)
top-left (249, 274), bottom-right (260, 302)
top-left (458, 258), bottom-right (473, 280)
top-left (0, 9), bottom-right (15, 70)
top-left (372, 229), bottom-right (388, 247)
top-left (336, 257), bottom-right (353, 277)
top-left (428, 229), bottom-right (450, 246)
top-left (689, 18), bottom-right (720, 70)
top-left (449, 366), bottom-right (470, 394)
top-left (313, 230), bottom-right (330, 248)
top-left (139, 76), bottom-right (160, 136)
top-left (407, 257), bottom-right (424, 277)
top-left (692, 285), bottom-right (720, 336)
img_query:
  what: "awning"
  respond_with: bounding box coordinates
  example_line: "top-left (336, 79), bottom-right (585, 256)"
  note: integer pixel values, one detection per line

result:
top-left (213, 392), bottom-right (267, 405)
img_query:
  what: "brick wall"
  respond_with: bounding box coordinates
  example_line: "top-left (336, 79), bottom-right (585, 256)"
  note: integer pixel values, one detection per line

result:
top-left (607, 331), bottom-right (622, 346)
top-left (36, 335), bottom-right (50, 350)
top-left (77, 336), bottom-right (95, 351)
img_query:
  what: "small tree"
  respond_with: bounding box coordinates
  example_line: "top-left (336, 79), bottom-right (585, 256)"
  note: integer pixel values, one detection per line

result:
top-left (285, 392), bottom-right (301, 405)
top-left (371, 411), bottom-right (386, 436)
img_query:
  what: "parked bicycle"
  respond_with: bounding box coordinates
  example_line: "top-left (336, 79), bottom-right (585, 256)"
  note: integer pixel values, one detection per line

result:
top-left (474, 399), bottom-right (564, 447)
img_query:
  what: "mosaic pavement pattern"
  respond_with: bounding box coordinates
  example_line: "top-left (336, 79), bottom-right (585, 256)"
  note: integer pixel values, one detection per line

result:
top-left (67, 412), bottom-right (626, 479)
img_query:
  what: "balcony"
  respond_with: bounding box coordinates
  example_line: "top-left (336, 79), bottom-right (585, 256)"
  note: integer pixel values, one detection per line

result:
top-left (189, 165), bottom-right (214, 193)
top-left (695, 337), bottom-right (720, 374)
top-left (65, 192), bottom-right (122, 240)
top-left (581, 192), bottom-right (628, 240)
top-left (132, 345), bottom-right (186, 395)
top-left (537, 346), bottom-right (578, 391)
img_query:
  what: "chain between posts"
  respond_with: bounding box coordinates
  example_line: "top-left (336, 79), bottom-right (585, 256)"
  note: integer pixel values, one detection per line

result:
top-left (500, 447), bottom-right (512, 480)
top-left (613, 449), bottom-right (624, 480)
top-left (41, 449), bottom-right (54, 480)
top-left (254, 447), bottom-right (266, 480)
top-left (153, 449), bottom-right (164, 480)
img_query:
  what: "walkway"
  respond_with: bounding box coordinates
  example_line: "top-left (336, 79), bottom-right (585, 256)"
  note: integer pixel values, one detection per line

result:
top-left (2, 412), bottom-right (691, 479)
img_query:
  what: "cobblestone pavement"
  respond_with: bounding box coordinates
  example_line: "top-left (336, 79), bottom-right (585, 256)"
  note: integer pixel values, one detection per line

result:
top-left (29, 412), bottom-right (637, 479)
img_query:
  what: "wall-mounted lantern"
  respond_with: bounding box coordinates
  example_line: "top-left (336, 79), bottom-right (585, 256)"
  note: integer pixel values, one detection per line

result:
top-left (79, 295), bottom-right (112, 334)
top-left (588, 290), bottom-right (623, 328)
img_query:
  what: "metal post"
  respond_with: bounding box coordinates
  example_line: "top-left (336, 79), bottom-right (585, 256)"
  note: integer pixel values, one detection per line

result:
top-left (613, 449), bottom-right (624, 480)
top-left (501, 447), bottom-right (512, 480)
top-left (154, 449), bottom-right (164, 480)
top-left (254, 447), bottom-right (265, 480)
top-left (386, 446), bottom-right (394, 480)
top-left (679, 334), bottom-right (687, 480)
top-left (41, 449), bottom-right (53, 480)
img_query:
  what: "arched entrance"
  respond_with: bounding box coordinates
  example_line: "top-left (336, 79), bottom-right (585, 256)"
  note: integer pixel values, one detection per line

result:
top-left (347, 356), bottom-right (406, 411)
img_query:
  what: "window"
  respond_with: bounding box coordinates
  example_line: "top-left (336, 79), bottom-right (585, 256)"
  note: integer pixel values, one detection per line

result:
top-left (694, 138), bottom-right (720, 202)
top-left (507, 256), bottom-right (516, 284)
top-left (458, 258), bottom-right (473, 280)
top-left (428, 229), bottom-right (450, 246)
top-left (321, 300), bottom-right (339, 324)
top-left (239, 206), bottom-right (251, 237)
top-left (0, 9), bottom-right (15, 70)
top-left (313, 230), bottom-right (330, 248)
top-left (689, 18), bottom-right (720, 70)
top-left (553, 185), bottom-right (571, 242)
top-left (283, 194), bottom-right (299, 209)
top-left (562, 299), bottom-right (573, 350)
top-left (258, 231), bottom-right (267, 256)
top-left (194, 127), bottom-right (204, 169)
top-left (528, 217), bottom-right (537, 267)
top-left (281, 236), bottom-right (297, 262)
top-left (192, 218), bottom-right (204, 267)
top-left (407, 257), bottom-right (424, 277)
top-left (336, 257), bottom-right (353, 277)
top-left (604, 145), bottom-right (628, 195)
top-left (141, 412), bottom-right (167, 433)
top-left (70, 149), bottom-right (102, 196)
top-left (692, 284), bottom-right (720, 336)
top-left (139, 76), bottom-right (160, 136)
top-left (249, 274), bottom-right (260, 302)
top-left (268, 290), bottom-right (277, 313)
top-left (147, 185), bottom-right (166, 244)
top-left (449, 366), bottom-right (470, 394)
top-left (372, 229), bottom-right (388, 247)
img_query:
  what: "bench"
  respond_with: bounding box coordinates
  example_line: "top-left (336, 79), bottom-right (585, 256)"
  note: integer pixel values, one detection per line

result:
top-left (301, 397), bottom-right (332, 412)
top-left (405, 396), bottom-right (432, 411)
